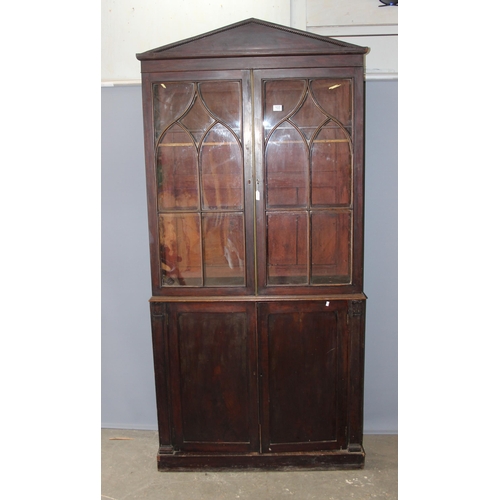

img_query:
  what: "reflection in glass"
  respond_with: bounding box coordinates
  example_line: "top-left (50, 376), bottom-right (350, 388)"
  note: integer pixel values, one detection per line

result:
top-left (311, 125), bottom-right (351, 206)
top-left (310, 79), bottom-right (352, 127)
top-left (203, 213), bottom-right (245, 286)
top-left (157, 125), bottom-right (199, 210)
top-left (159, 213), bottom-right (202, 286)
top-left (153, 82), bottom-right (195, 142)
top-left (267, 212), bottom-right (307, 285)
top-left (180, 96), bottom-right (215, 143)
top-left (311, 211), bottom-right (351, 284)
top-left (266, 126), bottom-right (308, 208)
top-left (200, 81), bottom-right (242, 136)
top-left (154, 79), bottom-right (245, 288)
top-left (263, 78), bottom-right (354, 287)
top-left (263, 80), bottom-right (306, 136)
top-left (289, 93), bottom-right (328, 141)
top-left (201, 124), bottom-right (243, 210)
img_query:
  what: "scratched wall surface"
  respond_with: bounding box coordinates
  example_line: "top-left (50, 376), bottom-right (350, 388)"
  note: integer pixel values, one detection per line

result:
top-left (101, 79), bottom-right (398, 433)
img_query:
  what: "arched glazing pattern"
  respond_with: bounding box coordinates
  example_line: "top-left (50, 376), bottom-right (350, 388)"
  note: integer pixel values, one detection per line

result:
top-left (153, 82), bottom-right (195, 143)
top-left (263, 78), bottom-right (353, 286)
top-left (153, 80), bottom-right (245, 287)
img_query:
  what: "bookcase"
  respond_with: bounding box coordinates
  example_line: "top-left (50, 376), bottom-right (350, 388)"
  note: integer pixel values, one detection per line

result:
top-left (137, 18), bottom-right (369, 470)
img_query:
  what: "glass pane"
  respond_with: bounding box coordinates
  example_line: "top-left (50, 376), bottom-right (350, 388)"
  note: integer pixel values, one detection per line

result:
top-left (201, 124), bottom-right (243, 210)
top-left (289, 92), bottom-right (328, 141)
top-left (202, 213), bottom-right (245, 286)
top-left (180, 95), bottom-right (215, 143)
top-left (159, 213), bottom-right (202, 286)
top-left (266, 126), bottom-right (308, 208)
top-left (311, 211), bottom-right (351, 284)
top-left (264, 80), bottom-right (306, 137)
top-left (267, 213), bottom-right (307, 285)
top-left (153, 82), bottom-right (195, 142)
top-left (310, 79), bottom-right (352, 127)
top-left (157, 125), bottom-right (199, 210)
top-left (311, 125), bottom-right (351, 206)
top-left (200, 81), bottom-right (242, 136)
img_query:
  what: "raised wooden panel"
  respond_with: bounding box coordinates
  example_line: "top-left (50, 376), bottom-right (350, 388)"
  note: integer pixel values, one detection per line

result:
top-left (258, 301), bottom-right (348, 452)
top-left (168, 303), bottom-right (259, 452)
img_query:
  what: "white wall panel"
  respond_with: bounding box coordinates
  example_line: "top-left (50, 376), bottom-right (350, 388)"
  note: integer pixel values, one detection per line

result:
top-left (306, 0), bottom-right (397, 31)
top-left (102, 0), bottom-right (397, 83)
top-left (101, 0), bottom-right (290, 83)
top-left (294, 0), bottom-right (398, 79)
top-left (336, 35), bottom-right (398, 78)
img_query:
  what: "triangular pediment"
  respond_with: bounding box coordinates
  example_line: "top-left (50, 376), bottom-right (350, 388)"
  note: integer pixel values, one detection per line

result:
top-left (137, 18), bottom-right (368, 60)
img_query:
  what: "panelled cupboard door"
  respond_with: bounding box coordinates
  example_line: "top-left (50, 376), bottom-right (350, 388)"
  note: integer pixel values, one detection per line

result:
top-left (254, 69), bottom-right (365, 296)
top-left (258, 301), bottom-right (349, 452)
top-left (167, 302), bottom-right (259, 452)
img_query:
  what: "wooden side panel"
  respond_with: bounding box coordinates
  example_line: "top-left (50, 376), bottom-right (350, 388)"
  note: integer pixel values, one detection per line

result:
top-left (150, 302), bottom-right (173, 452)
top-left (168, 302), bottom-right (259, 452)
top-left (347, 299), bottom-right (366, 451)
top-left (258, 301), bottom-right (348, 453)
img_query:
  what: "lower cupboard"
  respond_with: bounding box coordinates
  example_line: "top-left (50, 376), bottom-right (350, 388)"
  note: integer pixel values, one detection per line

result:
top-left (150, 297), bottom-right (366, 470)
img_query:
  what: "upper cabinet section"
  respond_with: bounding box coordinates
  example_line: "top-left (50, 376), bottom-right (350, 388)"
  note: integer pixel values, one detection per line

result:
top-left (138, 19), bottom-right (366, 297)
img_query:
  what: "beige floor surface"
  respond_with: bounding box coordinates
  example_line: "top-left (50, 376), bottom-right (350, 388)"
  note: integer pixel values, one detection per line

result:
top-left (102, 429), bottom-right (397, 500)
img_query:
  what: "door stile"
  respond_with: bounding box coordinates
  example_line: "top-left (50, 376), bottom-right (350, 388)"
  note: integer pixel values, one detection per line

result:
top-left (256, 302), bottom-right (271, 452)
top-left (150, 302), bottom-right (173, 451)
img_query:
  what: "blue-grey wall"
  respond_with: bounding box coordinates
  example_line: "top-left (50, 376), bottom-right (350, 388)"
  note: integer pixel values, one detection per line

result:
top-left (101, 80), bottom-right (398, 433)
top-left (364, 80), bottom-right (398, 433)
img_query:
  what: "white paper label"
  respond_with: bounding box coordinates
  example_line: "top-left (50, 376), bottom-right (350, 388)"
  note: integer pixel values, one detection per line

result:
top-left (273, 105), bottom-right (283, 111)
top-left (256, 190), bottom-right (260, 200)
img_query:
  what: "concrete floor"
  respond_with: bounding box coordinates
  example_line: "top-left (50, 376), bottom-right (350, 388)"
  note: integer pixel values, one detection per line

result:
top-left (102, 429), bottom-right (397, 499)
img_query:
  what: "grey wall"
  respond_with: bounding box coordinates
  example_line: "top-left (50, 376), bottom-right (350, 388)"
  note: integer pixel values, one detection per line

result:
top-left (101, 80), bottom-right (398, 433)
top-left (364, 80), bottom-right (398, 433)
top-left (101, 86), bottom-right (155, 429)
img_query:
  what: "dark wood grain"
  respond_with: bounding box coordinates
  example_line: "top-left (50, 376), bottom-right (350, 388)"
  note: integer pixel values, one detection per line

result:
top-left (258, 301), bottom-right (348, 453)
top-left (168, 302), bottom-right (259, 452)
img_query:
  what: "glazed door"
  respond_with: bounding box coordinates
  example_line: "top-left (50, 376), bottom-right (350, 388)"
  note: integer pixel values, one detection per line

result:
top-left (254, 69), bottom-right (365, 296)
top-left (258, 301), bottom-right (349, 452)
top-left (143, 70), bottom-right (255, 296)
top-left (167, 302), bottom-right (259, 452)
